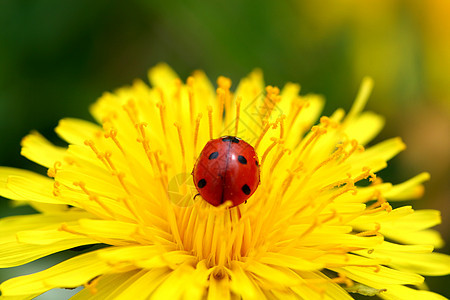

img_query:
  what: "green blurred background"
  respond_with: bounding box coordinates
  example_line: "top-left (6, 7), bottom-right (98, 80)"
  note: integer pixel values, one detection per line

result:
top-left (1, 0), bottom-right (449, 298)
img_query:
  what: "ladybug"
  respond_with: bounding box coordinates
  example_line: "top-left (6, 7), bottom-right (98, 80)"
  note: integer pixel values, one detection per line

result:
top-left (192, 136), bottom-right (260, 207)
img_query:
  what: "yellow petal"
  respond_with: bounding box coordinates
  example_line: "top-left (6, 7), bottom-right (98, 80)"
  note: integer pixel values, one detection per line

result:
top-left (151, 264), bottom-right (198, 300)
top-left (360, 249), bottom-right (450, 276)
top-left (55, 118), bottom-right (103, 146)
top-left (97, 245), bottom-right (162, 263)
top-left (259, 252), bottom-right (323, 271)
top-left (55, 169), bottom-right (129, 200)
top-left (336, 182), bottom-right (392, 204)
top-left (290, 284), bottom-right (321, 300)
top-left (16, 227), bottom-right (93, 245)
top-left (300, 233), bottom-right (383, 249)
top-left (6, 175), bottom-right (63, 204)
top-left (383, 209), bottom-right (442, 231)
top-left (284, 94), bottom-right (325, 150)
top-left (352, 206), bottom-right (414, 225)
top-left (385, 229), bottom-right (445, 248)
top-left (354, 208), bottom-right (445, 247)
top-left (371, 241), bottom-right (434, 253)
top-left (321, 279), bottom-right (356, 300)
top-left (110, 269), bottom-right (171, 300)
top-left (297, 271), bottom-right (354, 300)
top-left (0, 239), bottom-right (95, 268)
top-left (232, 69), bottom-right (266, 143)
top-left (68, 270), bottom-right (140, 300)
top-left (344, 77), bottom-right (374, 125)
top-left (20, 131), bottom-right (66, 168)
top-left (243, 261), bottom-right (303, 287)
top-left (57, 188), bottom-right (137, 222)
top-left (136, 250), bottom-right (196, 269)
top-left (344, 111), bottom-right (385, 145)
top-left (385, 172), bottom-right (430, 201)
top-left (181, 260), bottom-right (210, 300)
top-left (78, 219), bottom-right (139, 240)
top-left (191, 70), bottom-right (215, 102)
top-left (76, 219), bottom-right (173, 245)
top-left (277, 82), bottom-right (301, 117)
top-left (380, 284), bottom-right (448, 300)
top-left (229, 261), bottom-right (266, 300)
top-left (347, 137), bottom-right (406, 173)
top-left (207, 270), bottom-right (231, 300)
top-left (0, 168), bottom-right (53, 201)
top-left (270, 289), bottom-right (301, 300)
top-left (89, 92), bottom-right (120, 124)
top-left (337, 265), bottom-right (424, 286)
top-left (317, 253), bottom-right (389, 267)
top-left (0, 212), bottom-right (92, 243)
top-left (0, 249), bottom-right (121, 296)
top-left (148, 62), bottom-right (179, 91)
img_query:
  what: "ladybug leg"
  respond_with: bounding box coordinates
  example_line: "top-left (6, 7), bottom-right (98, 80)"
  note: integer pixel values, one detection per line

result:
top-left (194, 193), bottom-right (201, 200)
top-left (245, 200), bottom-right (247, 204)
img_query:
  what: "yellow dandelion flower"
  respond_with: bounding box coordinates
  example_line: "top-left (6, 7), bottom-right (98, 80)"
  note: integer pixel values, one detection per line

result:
top-left (1, 63), bottom-right (449, 300)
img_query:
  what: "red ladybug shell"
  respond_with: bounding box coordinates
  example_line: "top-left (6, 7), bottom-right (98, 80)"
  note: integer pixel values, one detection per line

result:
top-left (192, 136), bottom-right (260, 207)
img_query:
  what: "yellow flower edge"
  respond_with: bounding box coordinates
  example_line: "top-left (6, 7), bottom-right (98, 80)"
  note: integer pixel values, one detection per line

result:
top-left (0, 63), bottom-right (448, 300)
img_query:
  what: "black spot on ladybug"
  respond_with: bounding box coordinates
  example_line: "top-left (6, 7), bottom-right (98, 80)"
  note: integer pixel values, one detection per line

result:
top-left (222, 136), bottom-right (240, 143)
top-left (208, 152), bottom-right (219, 160)
top-left (238, 155), bottom-right (247, 165)
top-left (242, 184), bottom-right (251, 195)
top-left (198, 179), bottom-right (207, 188)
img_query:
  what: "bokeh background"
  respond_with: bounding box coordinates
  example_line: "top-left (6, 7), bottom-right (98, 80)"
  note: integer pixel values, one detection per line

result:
top-left (1, 0), bottom-right (449, 299)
